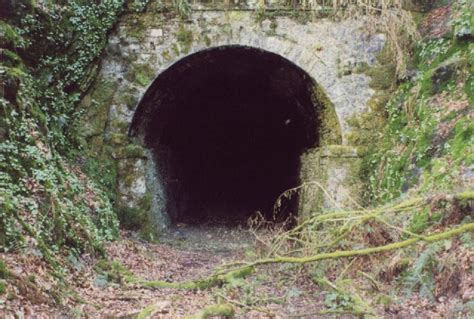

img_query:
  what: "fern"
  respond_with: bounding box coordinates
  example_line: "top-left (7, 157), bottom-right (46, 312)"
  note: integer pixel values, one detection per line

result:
top-left (402, 243), bottom-right (441, 300)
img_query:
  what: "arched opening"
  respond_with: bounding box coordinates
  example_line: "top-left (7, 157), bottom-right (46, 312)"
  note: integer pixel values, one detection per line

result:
top-left (131, 46), bottom-right (329, 225)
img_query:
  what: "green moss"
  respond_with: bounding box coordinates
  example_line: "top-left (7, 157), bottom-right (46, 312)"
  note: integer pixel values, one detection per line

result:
top-left (376, 294), bottom-right (393, 308)
top-left (347, 91), bottom-right (389, 152)
top-left (108, 133), bottom-right (129, 145)
top-left (0, 21), bottom-right (27, 48)
top-left (112, 145), bottom-right (146, 159)
top-left (116, 192), bottom-right (152, 231)
top-left (176, 24), bottom-right (193, 54)
top-left (121, 92), bottom-right (139, 111)
top-left (450, 116), bottom-right (474, 165)
top-left (124, 15), bottom-right (148, 41)
top-left (366, 64), bottom-right (397, 91)
top-left (161, 49), bottom-right (172, 61)
top-left (171, 43), bottom-right (180, 56)
top-left (353, 62), bottom-right (370, 74)
top-left (0, 281), bottom-right (5, 295)
top-left (137, 303), bottom-right (160, 319)
top-left (186, 304), bottom-right (234, 319)
top-left (136, 73), bottom-right (150, 87)
top-left (95, 259), bottom-right (134, 284)
top-left (322, 145), bottom-right (359, 158)
top-left (110, 119), bottom-right (130, 132)
top-left (365, 45), bottom-right (397, 91)
top-left (0, 49), bottom-right (22, 67)
top-left (136, 266), bottom-right (254, 290)
top-left (203, 35), bottom-right (212, 47)
top-left (126, 64), bottom-right (155, 87)
top-left (466, 43), bottom-right (474, 104)
top-left (80, 79), bottom-right (118, 139)
top-left (0, 259), bottom-right (9, 279)
top-left (313, 85), bottom-right (342, 145)
top-left (90, 80), bottom-right (118, 107)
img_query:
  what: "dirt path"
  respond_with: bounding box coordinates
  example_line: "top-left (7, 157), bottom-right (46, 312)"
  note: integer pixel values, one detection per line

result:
top-left (3, 224), bottom-right (471, 318)
top-left (1, 225), bottom-right (324, 318)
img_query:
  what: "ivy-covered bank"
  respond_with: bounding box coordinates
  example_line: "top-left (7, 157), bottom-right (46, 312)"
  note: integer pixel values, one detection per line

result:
top-left (0, 1), bottom-right (133, 260)
top-left (351, 0), bottom-right (473, 205)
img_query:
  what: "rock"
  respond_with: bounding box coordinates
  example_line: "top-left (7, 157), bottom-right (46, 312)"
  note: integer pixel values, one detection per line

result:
top-left (94, 274), bottom-right (108, 288)
top-left (149, 28), bottom-right (163, 37)
top-left (261, 19), bottom-right (272, 32)
top-left (431, 56), bottom-right (467, 93)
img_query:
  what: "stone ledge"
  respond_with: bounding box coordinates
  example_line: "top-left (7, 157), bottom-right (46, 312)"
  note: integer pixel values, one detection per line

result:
top-left (318, 145), bottom-right (360, 158)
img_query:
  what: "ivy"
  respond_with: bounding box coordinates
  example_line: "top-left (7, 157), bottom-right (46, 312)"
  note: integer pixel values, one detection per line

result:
top-left (0, 1), bottom-right (124, 259)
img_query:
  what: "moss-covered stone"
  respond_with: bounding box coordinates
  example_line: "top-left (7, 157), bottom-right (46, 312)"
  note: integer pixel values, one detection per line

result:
top-left (108, 133), bottom-right (129, 146)
top-left (119, 91), bottom-right (140, 111)
top-left (116, 192), bottom-right (152, 230)
top-left (161, 49), bottom-right (172, 61)
top-left (80, 79), bottom-right (118, 139)
top-left (299, 145), bottom-right (363, 219)
top-left (346, 91), bottom-right (389, 153)
top-left (112, 144), bottom-right (147, 159)
top-left (176, 24), bottom-right (193, 54)
top-left (126, 64), bottom-right (155, 87)
top-left (321, 145), bottom-right (360, 158)
top-left (313, 85), bottom-right (343, 145)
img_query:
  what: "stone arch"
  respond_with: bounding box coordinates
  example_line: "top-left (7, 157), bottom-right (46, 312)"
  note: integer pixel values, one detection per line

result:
top-left (129, 45), bottom-right (342, 225)
top-left (132, 28), bottom-right (357, 141)
top-left (130, 44), bottom-right (342, 144)
top-left (87, 10), bottom-right (384, 231)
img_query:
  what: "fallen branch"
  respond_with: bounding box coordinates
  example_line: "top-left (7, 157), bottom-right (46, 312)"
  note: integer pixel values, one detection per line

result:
top-left (132, 266), bottom-right (254, 290)
top-left (132, 192), bottom-right (474, 316)
top-left (134, 223), bottom-right (473, 291)
top-left (221, 222), bottom-right (474, 273)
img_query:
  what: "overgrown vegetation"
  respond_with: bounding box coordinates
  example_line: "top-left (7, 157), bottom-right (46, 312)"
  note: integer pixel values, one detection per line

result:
top-left (357, 0), bottom-right (473, 203)
top-left (1, 1), bottom-right (125, 263)
top-left (1, 0), bottom-right (473, 317)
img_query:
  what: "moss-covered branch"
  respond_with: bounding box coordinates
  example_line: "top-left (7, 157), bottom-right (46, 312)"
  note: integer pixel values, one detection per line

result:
top-left (134, 222), bottom-right (473, 291)
top-left (185, 303), bottom-right (234, 319)
top-left (227, 222), bottom-right (473, 270)
top-left (132, 266), bottom-right (254, 290)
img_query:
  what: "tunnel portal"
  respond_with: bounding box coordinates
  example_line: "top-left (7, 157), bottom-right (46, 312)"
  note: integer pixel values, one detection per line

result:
top-left (131, 46), bottom-right (323, 225)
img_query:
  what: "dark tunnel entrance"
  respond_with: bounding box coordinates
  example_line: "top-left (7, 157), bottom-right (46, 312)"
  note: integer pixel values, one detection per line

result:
top-left (130, 46), bottom-right (322, 225)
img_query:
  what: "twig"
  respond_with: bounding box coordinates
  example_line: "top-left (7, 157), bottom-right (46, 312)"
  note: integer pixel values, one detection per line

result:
top-left (357, 270), bottom-right (381, 291)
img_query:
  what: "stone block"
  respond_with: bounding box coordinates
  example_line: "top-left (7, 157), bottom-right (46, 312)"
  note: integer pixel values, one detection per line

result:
top-left (149, 28), bottom-right (163, 37)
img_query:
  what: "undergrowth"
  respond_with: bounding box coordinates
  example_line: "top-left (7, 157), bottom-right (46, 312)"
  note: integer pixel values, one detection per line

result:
top-left (1, 0), bottom-right (473, 317)
top-left (353, 0), bottom-right (474, 203)
top-left (1, 1), bottom-right (124, 266)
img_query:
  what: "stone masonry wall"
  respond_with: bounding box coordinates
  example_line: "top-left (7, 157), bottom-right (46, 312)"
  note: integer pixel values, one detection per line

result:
top-left (80, 6), bottom-right (384, 231)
